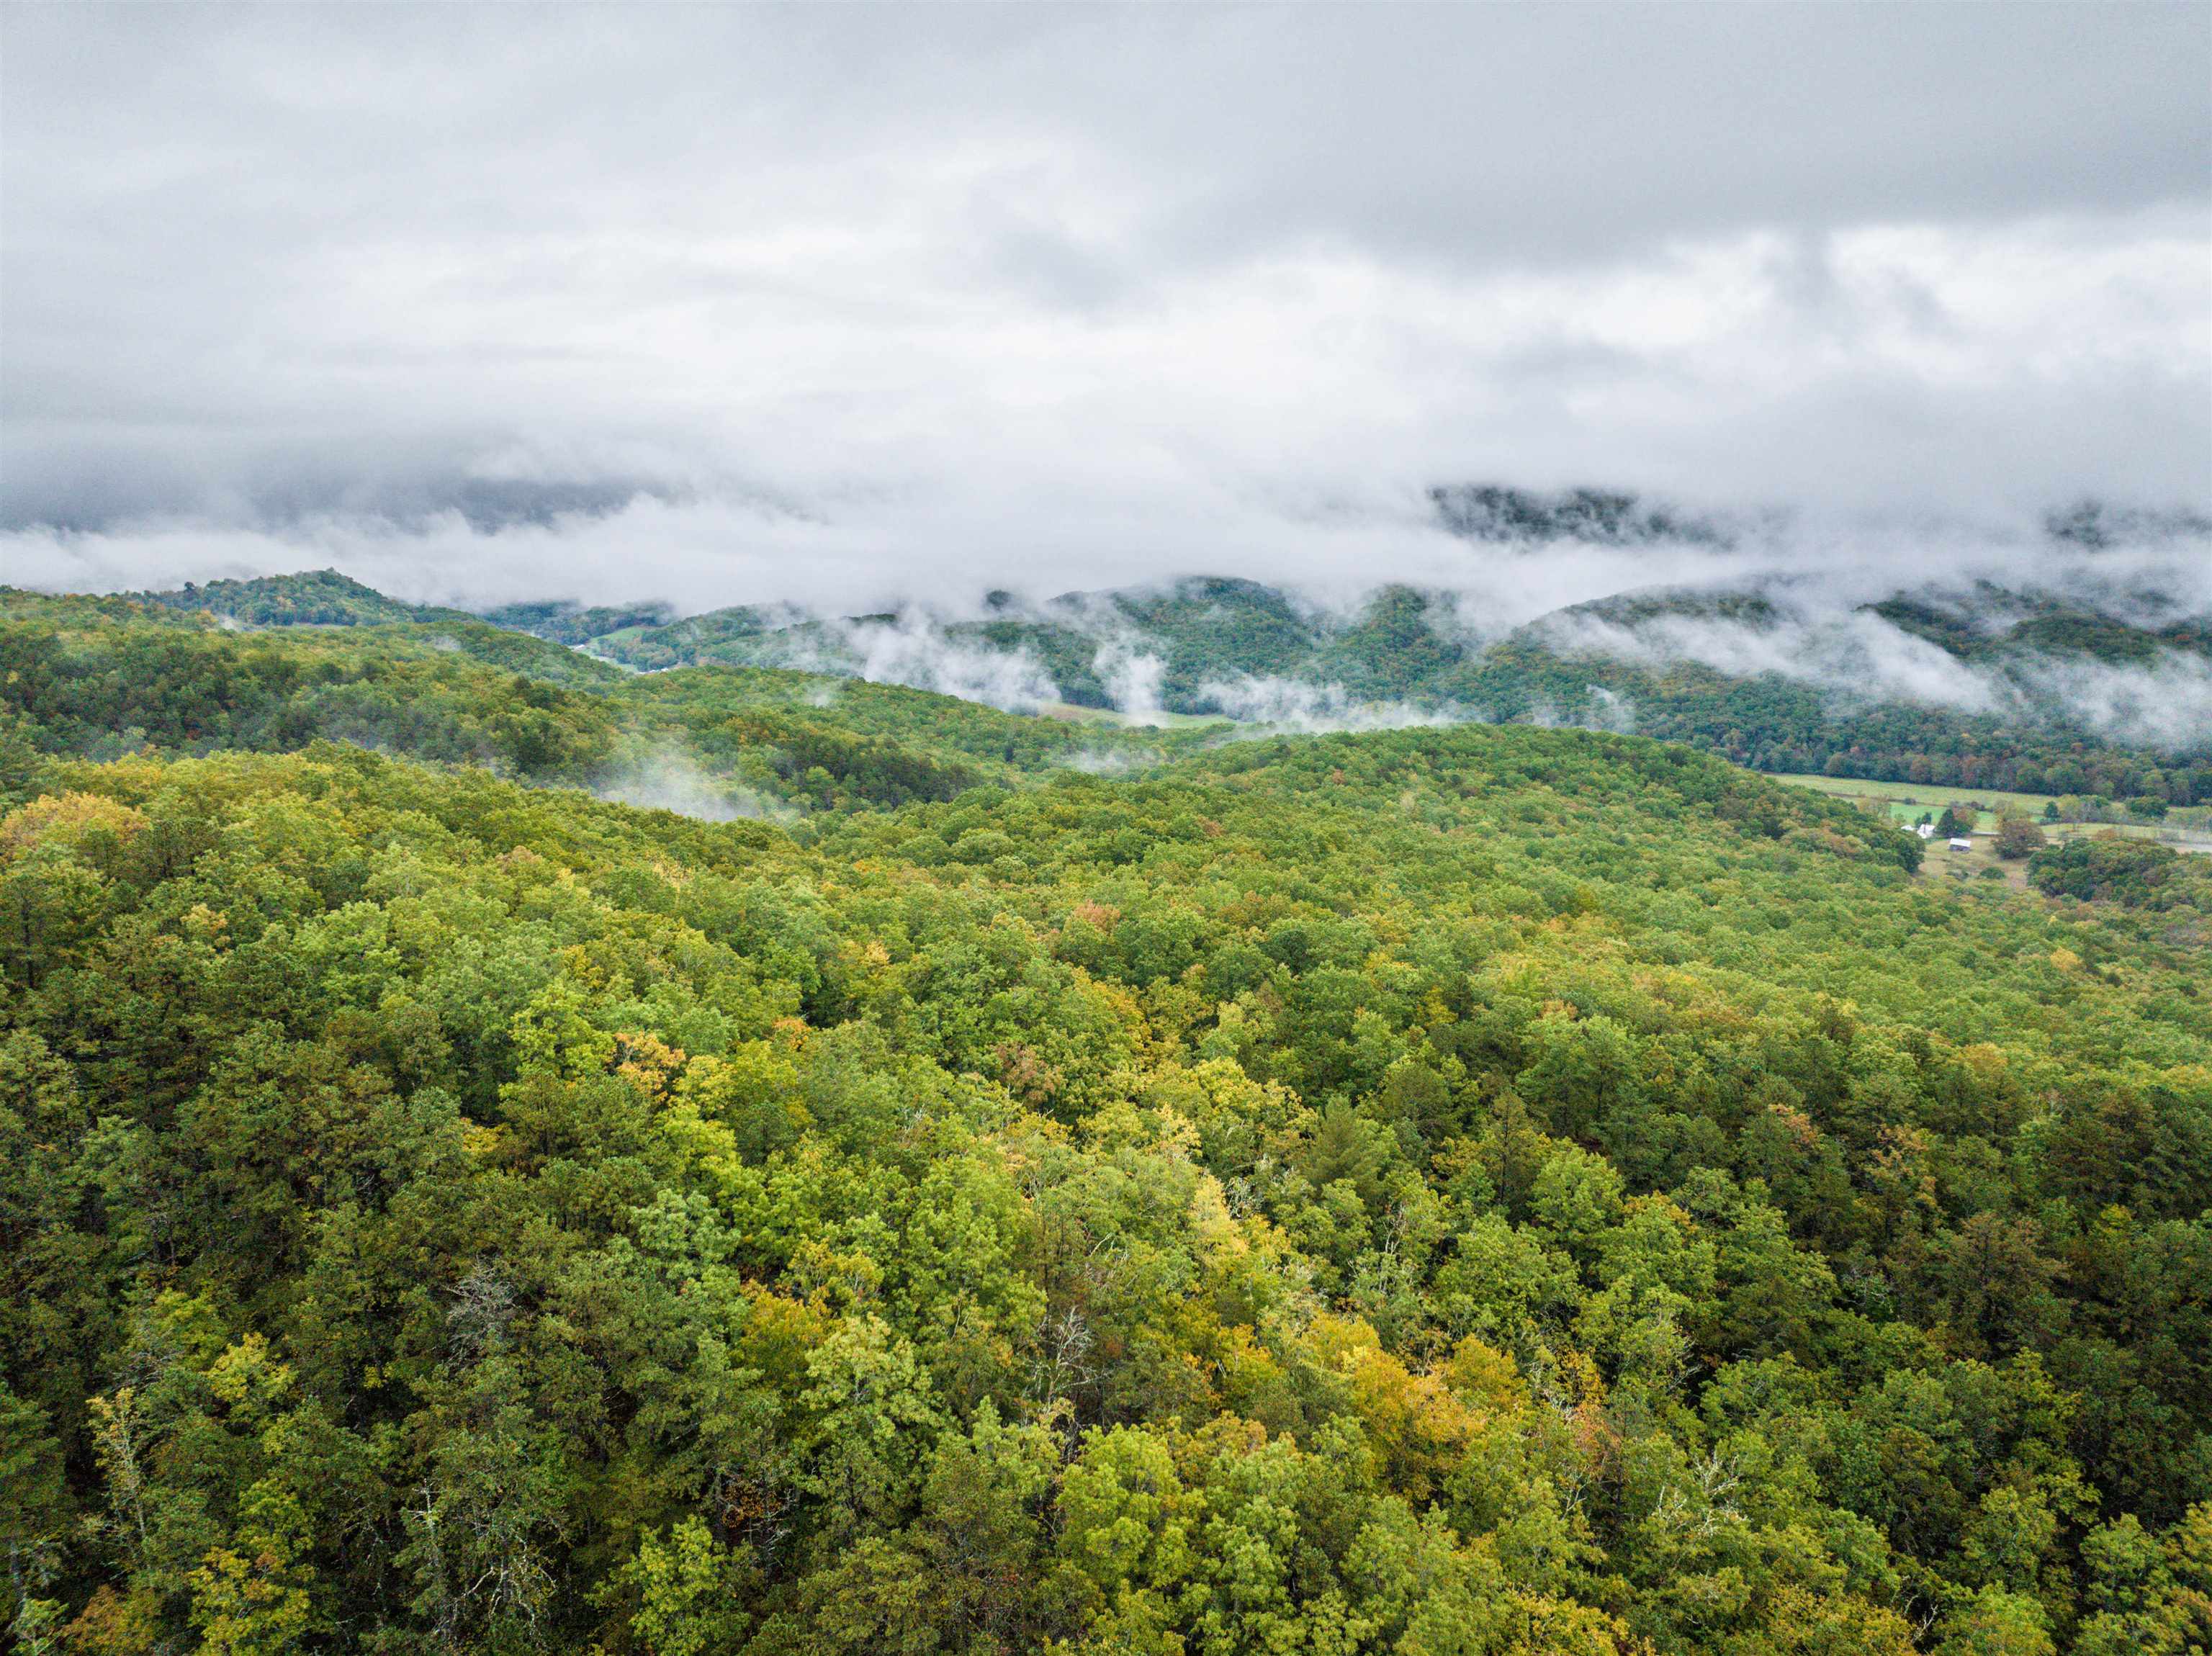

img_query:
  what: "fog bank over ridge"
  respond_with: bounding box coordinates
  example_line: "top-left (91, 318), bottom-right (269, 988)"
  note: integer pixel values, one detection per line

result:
top-left (13, 488), bottom-right (2211, 631)
top-left (17, 476), bottom-right (2211, 755)
top-left (381, 491), bottom-right (2208, 755)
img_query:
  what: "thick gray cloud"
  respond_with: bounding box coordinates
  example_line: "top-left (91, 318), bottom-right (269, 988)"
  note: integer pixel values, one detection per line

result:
top-left (2, 4), bottom-right (2207, 608)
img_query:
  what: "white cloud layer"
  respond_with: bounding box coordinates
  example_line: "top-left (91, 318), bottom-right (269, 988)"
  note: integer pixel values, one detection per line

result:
top-left (1193, 676), bottom-right (1471, 735)
top-left (2, 6), bottom-right (2207, 610)
top-left (593, 749), bottom-right (796, 824)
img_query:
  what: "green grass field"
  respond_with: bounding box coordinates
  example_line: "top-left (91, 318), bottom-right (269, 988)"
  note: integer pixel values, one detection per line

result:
top-left (1772, 773), bottom-right (2212, 856)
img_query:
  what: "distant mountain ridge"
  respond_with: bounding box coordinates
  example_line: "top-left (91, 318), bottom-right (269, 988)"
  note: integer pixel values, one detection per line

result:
top-left (488, 565), bottom-right (2209, 801)
top-left (101, 488), bottom-right (2212, 805)
top-left (1428, 484), bottom-right (1734, 546)
top-left (506, 561), bottom-right (2208, 693)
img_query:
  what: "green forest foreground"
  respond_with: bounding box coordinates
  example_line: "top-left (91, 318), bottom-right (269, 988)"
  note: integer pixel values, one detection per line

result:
top-left (4, 613), bottom-right (2212, 1652)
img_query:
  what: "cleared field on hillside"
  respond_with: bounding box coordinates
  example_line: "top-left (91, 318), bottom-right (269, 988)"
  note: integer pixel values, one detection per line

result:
top-left (1773, 772), bottom-right (2212, 857)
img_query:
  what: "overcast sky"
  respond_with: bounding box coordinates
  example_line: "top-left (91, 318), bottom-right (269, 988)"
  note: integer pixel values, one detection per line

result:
top-left (3, 3), bottom-right (2208, 611)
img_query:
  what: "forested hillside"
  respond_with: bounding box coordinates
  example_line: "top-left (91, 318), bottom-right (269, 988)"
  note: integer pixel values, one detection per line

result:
top-left (121, 572), bottom-right (474, 630)
top-left (4, 582), bottom-right (2211, 1655)
top-left (0, 590), bottom-right (1199, 819)
top-left (488, 566), bottom-right (2212, 806)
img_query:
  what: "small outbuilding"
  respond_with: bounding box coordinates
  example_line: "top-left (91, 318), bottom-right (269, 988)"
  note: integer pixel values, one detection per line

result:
top-left (1948, 837), bottom-right (1973, 851)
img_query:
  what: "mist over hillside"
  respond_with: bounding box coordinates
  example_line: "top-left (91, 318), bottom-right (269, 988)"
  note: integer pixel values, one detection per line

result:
top-left (439, 487), bottom-right (2212, 782)
top-left (83, 484), bottom-right (2211, 811)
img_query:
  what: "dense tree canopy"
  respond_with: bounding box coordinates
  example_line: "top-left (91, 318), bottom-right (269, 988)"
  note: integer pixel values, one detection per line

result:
top-left (2, 591), bottom-right (2210, 1654)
